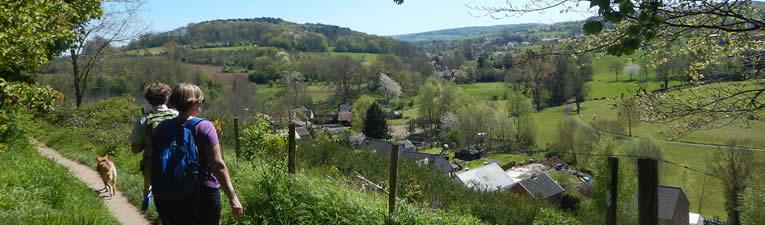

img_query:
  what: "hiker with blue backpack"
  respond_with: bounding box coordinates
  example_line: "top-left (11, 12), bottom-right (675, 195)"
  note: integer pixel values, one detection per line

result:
top-left (152, 83), bottom-right (243, 224)
top-left (129, 82), bottom-right (179, 199)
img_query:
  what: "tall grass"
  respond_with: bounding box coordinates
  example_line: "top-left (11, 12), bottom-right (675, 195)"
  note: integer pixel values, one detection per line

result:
top-left (0, 139), bottom-right (118, 225)
top-left (32, 96), bottom-right (485, 224)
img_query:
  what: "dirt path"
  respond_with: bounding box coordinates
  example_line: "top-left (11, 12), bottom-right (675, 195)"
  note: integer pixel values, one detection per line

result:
top-left (33, 140), bottom-right (151, 225)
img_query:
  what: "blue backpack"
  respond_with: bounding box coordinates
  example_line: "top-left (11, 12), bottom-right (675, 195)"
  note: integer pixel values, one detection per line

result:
top-left (151, 117), bottom-right (206, 201)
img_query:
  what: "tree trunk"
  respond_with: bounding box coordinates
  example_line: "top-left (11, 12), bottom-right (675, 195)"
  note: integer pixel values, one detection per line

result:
top-left (71, 49), bottom-right (83, 107)
top-left (533, 86), bottom-right (541, 111)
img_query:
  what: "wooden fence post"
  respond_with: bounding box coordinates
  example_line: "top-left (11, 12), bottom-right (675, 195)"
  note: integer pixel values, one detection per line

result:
top-left (638, 158), bottom-right (658, 225)
top-left (288, 123), bottom-right (296, 174)
top-left (234, 118), bottom-right (240, 159)
top-left (388, 144), bottom-right (399, 217)
top-left (606, 157), bottom-right (619, 225)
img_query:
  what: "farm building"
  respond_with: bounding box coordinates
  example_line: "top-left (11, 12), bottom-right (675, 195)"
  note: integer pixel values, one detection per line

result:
top-left (658, 185), bottom-right (690, 225)
top-left (455, 145), bottom-right (484, 161)
top-left (510, 173), bottom-right (565, 202)
top-left (455, 163), bottom-right (516, 191)
top-left (360, 138), bottom-right (453, 175)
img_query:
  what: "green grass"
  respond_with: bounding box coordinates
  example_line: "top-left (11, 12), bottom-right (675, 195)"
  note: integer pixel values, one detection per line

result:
top-left (531, 98), bottom-right (765, 220)
top-left (30, 120), bottom-right (162, 224)
top-left (193, 45), bottom-right (260, 52)
top-left (457, 82), bottom-right (507, 101)
top-left (388, 107), bottom-right (419, 125)
top-left (577, 99), bottom-right (765, 148)
top-left (329, 51), bottom-right (379, 63)
top-left (123, 47), bottom-right (163, 55)
top-left (535, 104), bottom-right (568, 148)
top-left (588, 54), bottom-right (682, 99)
top-left (466, 151), bottom-right (534, 169)
top-left (255, 83), bottom-right (334, 104)
top-left (0, 140), bottom-right (119, 225)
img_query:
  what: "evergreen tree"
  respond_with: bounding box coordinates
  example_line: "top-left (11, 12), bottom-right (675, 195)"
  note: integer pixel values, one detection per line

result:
top-left (363, 102), bottom-right (389, 139)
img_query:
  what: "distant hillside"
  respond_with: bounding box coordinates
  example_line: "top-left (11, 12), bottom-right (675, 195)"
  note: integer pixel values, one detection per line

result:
top-left (391, 23), bottom-right (542, 41)
top-left (126, 17), bottom-right (410, 54)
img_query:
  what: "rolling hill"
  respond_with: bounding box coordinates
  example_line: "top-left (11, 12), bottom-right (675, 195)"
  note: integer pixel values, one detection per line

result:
top-left (390, 23), bottom-right (542, 41)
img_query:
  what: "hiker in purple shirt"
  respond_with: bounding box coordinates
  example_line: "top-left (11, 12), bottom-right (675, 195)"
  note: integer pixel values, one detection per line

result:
top-left (153, 83), bottom-right (242, 225)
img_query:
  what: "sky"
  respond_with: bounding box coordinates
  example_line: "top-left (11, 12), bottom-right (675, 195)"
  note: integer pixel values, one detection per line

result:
top-left (137, 0), bottom-right (596, 36)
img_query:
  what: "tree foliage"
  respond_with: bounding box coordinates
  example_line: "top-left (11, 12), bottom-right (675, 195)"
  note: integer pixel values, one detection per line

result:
top-left (507, 90), bottom-right (537, 147)
top-left (362, 102), bottom-right (389, 139)
top-left (613, 95), bottom-right (641, 137)
top-left (712, 140), bottom-right (756, 225)
top-left (379, 73), bottom-right (402, 100)
top-left (352, 95), bottom-right (376, 132)
top-left (0, 0), bottom-right (103, 82)
top-left (739, 186), bottom-right (765, 225)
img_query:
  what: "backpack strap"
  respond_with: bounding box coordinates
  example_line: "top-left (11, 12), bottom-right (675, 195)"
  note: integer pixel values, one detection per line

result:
top-left (185, 117), bottom-right (206, 130)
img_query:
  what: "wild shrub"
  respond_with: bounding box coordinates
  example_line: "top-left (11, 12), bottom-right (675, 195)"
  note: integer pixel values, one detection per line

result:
top-left (298, 141), bottom-right (546, 224)
top-left (532, 208), bottom-right (582, 225)
top-left (559, 192), bottom-right (583, 211)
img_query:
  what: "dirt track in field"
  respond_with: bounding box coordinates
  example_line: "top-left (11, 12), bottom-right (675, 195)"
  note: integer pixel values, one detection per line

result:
top-left (186, 63), bottom-right (248, 85)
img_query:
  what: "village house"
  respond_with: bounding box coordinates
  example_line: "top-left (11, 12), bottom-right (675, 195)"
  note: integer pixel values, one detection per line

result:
top-left (658, 185), bottom-right (691, 225)
top-left (360, 138), bottom-right (454, 175)
top-left (455, 163), bottom-right (517, 191)
top-left (510, 173), bottom-right (565, 202)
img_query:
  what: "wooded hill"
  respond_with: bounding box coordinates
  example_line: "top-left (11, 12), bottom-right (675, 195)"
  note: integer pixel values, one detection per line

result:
top-left (391, 23), bottom-right (543, 41)
top-left (126, 17), bottom-right (410, 54)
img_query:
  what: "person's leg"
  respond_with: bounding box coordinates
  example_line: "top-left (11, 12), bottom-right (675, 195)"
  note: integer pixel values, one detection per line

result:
top-left (155, 193), bottom-right (200, 225)
top-left (196, 186), bottom-right (221, 225)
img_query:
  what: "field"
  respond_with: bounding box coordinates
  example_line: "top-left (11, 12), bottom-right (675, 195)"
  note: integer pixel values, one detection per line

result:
top-left (123, 47), bottom-right (163, 56)
top-left (255, 83), bottom-right (334, 104)
top-left (185, 63), bottom-right (249, 85)
top-left (577, 99), bottom-right (765, 147)
top-left (452, 76), bottom-right (765, 219)
top-left (588, 54), bottom-right (682, 99)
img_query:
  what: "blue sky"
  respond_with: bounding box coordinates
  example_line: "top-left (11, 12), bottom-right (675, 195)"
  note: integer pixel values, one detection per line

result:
top-left (138, 0), bottom-right (595, 36)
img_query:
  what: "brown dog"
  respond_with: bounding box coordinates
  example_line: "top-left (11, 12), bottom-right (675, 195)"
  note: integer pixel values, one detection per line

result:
top-left (96, 154), bottom-right (118, 197)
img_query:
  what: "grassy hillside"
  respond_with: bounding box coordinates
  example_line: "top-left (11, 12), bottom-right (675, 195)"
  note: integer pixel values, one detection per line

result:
top-left (27, 97), bottom-right (483, 224)
top-left (0, 137), bottom-right (118, 224)
top-left (578, 99), bottom-right (765, 147)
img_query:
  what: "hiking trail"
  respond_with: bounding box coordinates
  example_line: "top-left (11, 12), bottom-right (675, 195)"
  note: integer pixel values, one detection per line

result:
top-left (33, 140), bottom-right (151, 225)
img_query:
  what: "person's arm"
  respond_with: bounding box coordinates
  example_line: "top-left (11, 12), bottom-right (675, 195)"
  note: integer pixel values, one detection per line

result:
top-left (128, 117), bottom-right (145, 154)
top-left (202, 144), bottom-right (243, 218)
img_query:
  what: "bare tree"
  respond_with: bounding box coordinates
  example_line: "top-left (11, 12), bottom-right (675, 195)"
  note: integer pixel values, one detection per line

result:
top-left (230, 77), bottom-right (257, 120)
top-left (608, 60), bottom-right (625, 81)
top-left (328, 56), bottom-right (364, 103)
top-left (69, 0), bottom-right (146, 106)
top-left (613, 95), bottom-right (641, 137)
top-left (520, 48), bottom-right (554, 111)
top-left (279, 71), bottom-right (305, 121)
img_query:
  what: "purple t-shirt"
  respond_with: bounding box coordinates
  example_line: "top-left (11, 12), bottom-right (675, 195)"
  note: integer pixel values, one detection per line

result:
top-left (190, 120), bottom-right (221, 189)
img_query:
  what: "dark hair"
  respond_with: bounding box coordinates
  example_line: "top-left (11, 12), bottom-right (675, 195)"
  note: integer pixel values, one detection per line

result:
top-left (168, 83), bottom-right (204, 113)
top-left (144, 82), bottom-right (171, 106)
